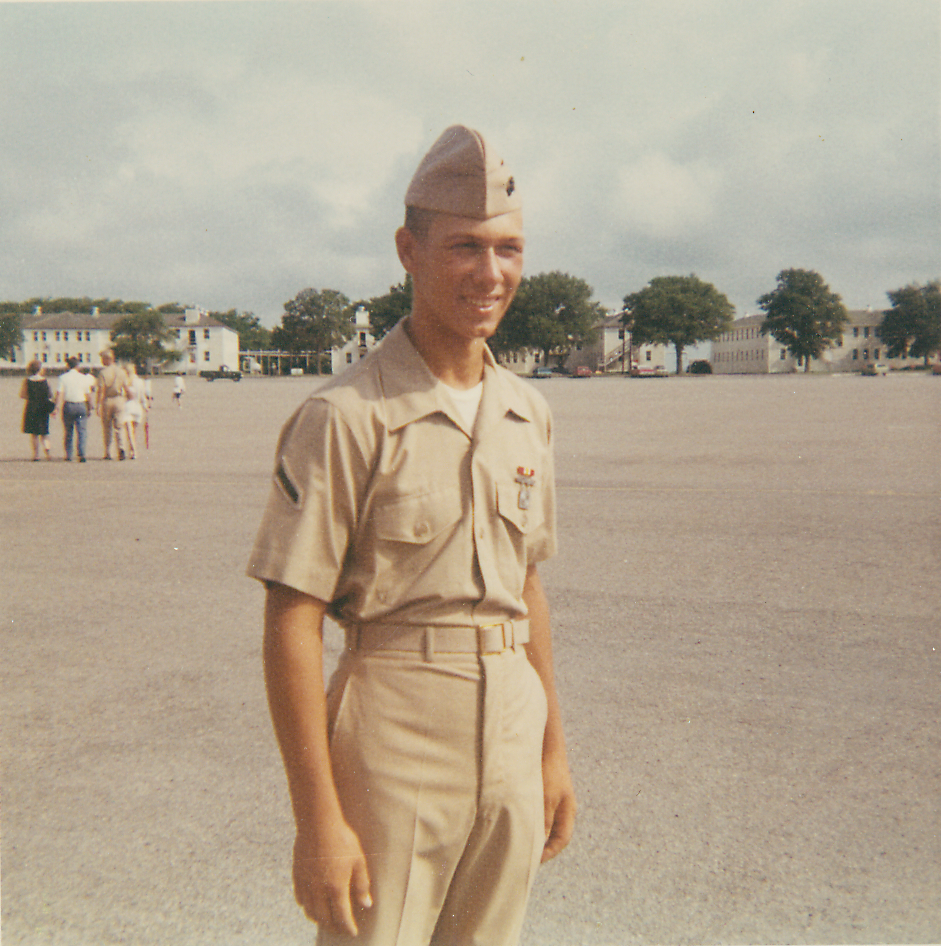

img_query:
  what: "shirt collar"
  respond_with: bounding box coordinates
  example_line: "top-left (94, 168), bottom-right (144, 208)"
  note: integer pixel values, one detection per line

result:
top-left (377, 319), bottom-right (533, 432)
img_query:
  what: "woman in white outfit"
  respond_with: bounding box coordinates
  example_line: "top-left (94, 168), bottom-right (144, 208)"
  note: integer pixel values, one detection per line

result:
top-left (119, 362), bottom-right (147, 459)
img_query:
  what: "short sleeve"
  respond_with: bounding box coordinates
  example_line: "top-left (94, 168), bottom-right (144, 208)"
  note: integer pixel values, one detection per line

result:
top-left (246, 398), bottom-right (368, 602)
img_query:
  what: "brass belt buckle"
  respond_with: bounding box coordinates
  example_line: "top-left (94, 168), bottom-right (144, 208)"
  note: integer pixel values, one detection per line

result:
top-left (477, 622), bottom-right (509, 655)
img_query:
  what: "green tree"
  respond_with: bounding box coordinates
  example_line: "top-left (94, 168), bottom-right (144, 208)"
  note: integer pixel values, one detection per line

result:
top-left (492, 271), bottom-right (603, 367)
top-left (758, 269), bottom-right (848, 372)
top-left (272, 288), bottom-right (353, 374)
top-left (110, 311), bottom-right (178, 370)
top-left (210, 309), bottom-right (272, 352)
top-left (360, 276), bottom-right (413, 340)
top-left (0, 306), bottom-right (24, 360)
top-left (622, 274), bottom-right (735, 374)
top-left (879, 281), bottom-right (941, 366)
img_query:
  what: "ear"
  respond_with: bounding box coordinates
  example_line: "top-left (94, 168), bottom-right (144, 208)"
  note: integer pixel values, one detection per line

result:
top-left (395, 226), bottom-right (416, 274)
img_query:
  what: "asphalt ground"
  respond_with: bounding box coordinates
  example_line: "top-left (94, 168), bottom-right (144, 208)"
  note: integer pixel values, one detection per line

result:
top-left (2, 370), bottom-right (939, 946)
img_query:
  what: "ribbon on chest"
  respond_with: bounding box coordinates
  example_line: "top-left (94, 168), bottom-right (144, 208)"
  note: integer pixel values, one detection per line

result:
top-left (514, 467), bottom-right (536, 510)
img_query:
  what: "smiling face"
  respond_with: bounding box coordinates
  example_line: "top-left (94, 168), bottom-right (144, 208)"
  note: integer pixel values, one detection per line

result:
top-left (396, 209), bottom-right (525, 349)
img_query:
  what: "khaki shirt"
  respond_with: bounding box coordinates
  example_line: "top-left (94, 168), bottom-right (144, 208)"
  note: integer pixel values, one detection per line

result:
top-left (247, 320), bottom-right (557, 627)
top-left (98, 363), bottom-right (129, 399)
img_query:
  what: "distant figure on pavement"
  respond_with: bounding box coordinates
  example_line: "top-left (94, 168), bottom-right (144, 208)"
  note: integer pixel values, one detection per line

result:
top-left (173, 374), bottom-right (186, 408)
top-left (55, 356), bottom-right (96, 462)
top-left (96, 349), bottom-right (130, 460)
top-left (20, 359), bottom-right (54, 460)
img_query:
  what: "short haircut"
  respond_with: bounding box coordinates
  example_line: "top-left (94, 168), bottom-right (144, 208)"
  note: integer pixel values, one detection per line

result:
top-left (67, 356), bottom-right (79, 369)
top-left (27, 359), bottom-right (42, 375)
top-left (404, 205), bottom-right (439, 241)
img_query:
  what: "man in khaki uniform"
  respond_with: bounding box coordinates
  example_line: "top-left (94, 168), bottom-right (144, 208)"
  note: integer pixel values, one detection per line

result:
top-left (249, 125), bottom-right (576, 946)
top-left (95, 349), bottom-right (129, 460)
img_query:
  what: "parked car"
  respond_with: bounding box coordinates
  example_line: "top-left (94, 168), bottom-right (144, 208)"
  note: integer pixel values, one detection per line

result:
top-left (631, 365), bottom-right (668, 378)
top-left (199, 365), bottom-right (242, 381)
top-left (573, 365), bottom-right (593, 377)
top-left (688, 360), bottom-right (713, 374)
top-left (861, 362), bottom-right (889, 376)
top-left (931, 362), bottom-right (941, 375)
top-left (531, 366), bottom-right (554, 379)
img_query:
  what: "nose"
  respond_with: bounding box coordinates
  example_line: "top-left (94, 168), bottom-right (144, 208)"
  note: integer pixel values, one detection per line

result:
top-left (474, 247), bottom-right (502, 286)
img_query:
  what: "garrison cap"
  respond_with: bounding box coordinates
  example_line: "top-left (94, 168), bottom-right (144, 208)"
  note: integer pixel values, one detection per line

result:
top-left (405, 125), bottom-right (521, 219)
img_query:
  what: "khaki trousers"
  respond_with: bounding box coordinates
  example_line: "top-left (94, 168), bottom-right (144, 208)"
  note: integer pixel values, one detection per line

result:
top-left (319, 644), bottom-right (548, 946)
top-left (101, 396), bottom-right (127, 458)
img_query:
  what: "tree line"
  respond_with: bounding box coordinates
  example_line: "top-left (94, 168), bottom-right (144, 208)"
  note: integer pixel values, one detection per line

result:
top-left (2, 272), bottom-right (938, 374)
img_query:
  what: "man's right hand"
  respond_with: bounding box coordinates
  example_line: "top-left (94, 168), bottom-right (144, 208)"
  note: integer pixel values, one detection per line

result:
top-left (293, 820), bottom-right (372, 936)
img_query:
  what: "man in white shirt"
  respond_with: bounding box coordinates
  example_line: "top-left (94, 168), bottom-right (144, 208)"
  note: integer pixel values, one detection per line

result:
top-left (55, 356), bottom-right (96, 462)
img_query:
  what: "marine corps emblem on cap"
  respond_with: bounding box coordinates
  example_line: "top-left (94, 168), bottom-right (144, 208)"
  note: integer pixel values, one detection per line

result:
top-left (405, 125), bottom-right (522, 220)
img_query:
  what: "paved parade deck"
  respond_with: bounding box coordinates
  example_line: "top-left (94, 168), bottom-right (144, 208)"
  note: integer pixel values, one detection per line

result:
top-left (2, 371), bottom-right (939, 945)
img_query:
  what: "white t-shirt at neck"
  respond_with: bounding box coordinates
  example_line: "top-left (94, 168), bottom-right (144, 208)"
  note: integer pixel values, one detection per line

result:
top-left (442, 380), bottom-right (483, 430)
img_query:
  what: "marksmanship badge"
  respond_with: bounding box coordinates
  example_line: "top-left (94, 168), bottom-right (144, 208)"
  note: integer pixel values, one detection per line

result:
top-left (515, 467), bottom-right (536, 510)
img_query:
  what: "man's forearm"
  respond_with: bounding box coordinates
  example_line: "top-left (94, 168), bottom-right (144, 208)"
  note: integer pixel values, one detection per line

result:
top-left (262, 583), bottom-right (345, 830)
top-left (522, 565), bottom-right (568, 755)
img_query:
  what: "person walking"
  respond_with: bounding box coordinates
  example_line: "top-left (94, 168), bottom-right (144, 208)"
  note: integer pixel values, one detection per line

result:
top-left (249, 125), bottom-right (575, 946)
top-left (119, 362), bottom-right (147, 459)
top-left (55, 356), bottom-right (95, 462)
top-left (96, 349), bottom-right (129, 460)
top-left (20, 359), bottom-right (54, 460)
top-left (172, 373), bottom-right (186, 408)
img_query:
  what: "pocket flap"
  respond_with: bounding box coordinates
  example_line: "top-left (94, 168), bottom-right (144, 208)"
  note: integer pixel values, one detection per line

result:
top-left (373, 488), bottom-right (463, 544)
top-left (497, 481), bottom-right (544, 534)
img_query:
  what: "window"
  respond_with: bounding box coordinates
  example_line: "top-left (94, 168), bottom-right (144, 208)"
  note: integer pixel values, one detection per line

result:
top-left (780, 349), bottom-right (786, 360)
top-left (852, 349), bottom-right (859, 360)
top-left (359, 331), bottom-right (367, 346)
top-left (41, 331), bottom-right (47, 341)
top-left (55, 331), bottom-right (61, 341)
top-left (42, 353), bottom-right (47, 363)
top-left (204, 329), bottom-right (210, 339)
top-left (189, 330), bottom-right (197, 345)
top-left (645, 351), bottom-right (652, 362)
top-left (853, 327), bottom-right (859, 338)
top-left (77, 353), bottom-right (82, 362)
top-left (64, 331), bottom-right (69, 341)
top-left (874, 348), bottom-right (880, 360)
top-left (346, 352), bottom-right (353, 364)
top-left (33, 331), bottom-right (38, 341)
top-left (175, 329), bottom-right (182, 339)
top-left (864, 326), bottom-right (870, 339)
top-left (863, 348), bottom-right (869, 360)
top-left (203, 351), bottom-right (210, 361)
top-left (56, 352), bottom-right (61, 362)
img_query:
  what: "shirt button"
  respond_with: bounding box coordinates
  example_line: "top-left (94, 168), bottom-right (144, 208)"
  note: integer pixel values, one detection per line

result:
top-left (414, 522), bottom-right (430, 539)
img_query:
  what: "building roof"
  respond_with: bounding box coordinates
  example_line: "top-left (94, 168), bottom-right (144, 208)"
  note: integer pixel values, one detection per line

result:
top-left (728, 308), bottom-right (884, 329)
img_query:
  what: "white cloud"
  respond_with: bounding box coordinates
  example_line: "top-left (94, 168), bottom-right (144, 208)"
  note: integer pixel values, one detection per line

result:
top-left (612, 153), bottom-right (722, 240)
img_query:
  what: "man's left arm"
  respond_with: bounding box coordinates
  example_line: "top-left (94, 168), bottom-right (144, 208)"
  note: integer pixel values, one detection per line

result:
top-left (522, 563), bottom-right (577, 862)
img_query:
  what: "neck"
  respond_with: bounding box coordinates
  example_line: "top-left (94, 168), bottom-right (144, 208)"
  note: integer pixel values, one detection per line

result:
top-left (404, 317), bottom-right (486, 390)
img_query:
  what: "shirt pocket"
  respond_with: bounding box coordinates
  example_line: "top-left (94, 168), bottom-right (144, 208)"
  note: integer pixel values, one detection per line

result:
top-left (372, 487), bottom-right (463, 545)
top-left (496, 481), bottom-right (545, 535)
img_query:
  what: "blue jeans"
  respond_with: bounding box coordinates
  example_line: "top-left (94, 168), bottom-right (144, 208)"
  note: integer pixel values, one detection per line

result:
top-left (62, 403), bottom-right (88, 460)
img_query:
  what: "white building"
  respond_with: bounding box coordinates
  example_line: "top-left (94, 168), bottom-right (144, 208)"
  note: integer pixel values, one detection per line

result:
top-left (711, 309), bottom-right (911, 374)
top-left (494, 314), bottom-right (669, 376)
top-left (164, 307), bottom-right (240, 373)
top-left (331, 306), bottom-right (379, 375)
top-left (9, 305), bottom-right (238, 373)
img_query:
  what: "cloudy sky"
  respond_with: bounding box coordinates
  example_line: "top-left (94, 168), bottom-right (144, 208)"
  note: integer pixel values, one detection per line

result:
top-left (2, 1), bottom-right (938, 327)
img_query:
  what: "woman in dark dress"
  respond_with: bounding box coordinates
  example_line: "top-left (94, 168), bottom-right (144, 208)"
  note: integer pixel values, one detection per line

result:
top-left (20, 359), bottom-right (54, 460)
